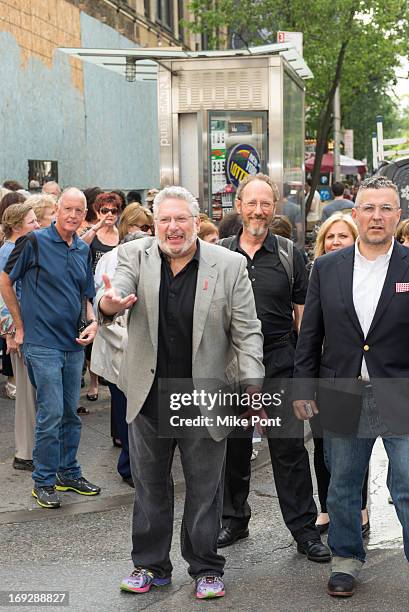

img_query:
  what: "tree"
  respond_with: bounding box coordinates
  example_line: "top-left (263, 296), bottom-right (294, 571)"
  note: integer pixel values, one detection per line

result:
top-left (187, 0), bottom-right (409, 210)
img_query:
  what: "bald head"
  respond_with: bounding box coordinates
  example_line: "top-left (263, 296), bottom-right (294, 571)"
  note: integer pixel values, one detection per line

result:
top-left (55, 187), bottom-right (87, 239)
top-left (42, 181), bottom-right (61, 197)
top-left (58, 187), bottom-right (86, 209)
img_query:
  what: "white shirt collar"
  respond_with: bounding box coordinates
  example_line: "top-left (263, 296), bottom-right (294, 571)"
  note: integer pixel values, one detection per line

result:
top-left (354, 237), bottom-right (394, 265)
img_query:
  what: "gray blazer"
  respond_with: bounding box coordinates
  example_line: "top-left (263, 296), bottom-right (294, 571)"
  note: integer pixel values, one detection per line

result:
top-left (97, 237), bottom-right (264, 441)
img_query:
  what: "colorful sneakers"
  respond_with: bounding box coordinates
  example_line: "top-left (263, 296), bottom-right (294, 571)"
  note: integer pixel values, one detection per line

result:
top-left (195, 576), bottom-right (225, 599)
top-left (55, 475), bottom-right (101, 495)
top-left (120, 568), bottom-right (171, 593)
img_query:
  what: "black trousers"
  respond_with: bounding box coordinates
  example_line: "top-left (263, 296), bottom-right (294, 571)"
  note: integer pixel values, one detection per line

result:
top-left (222, 341), bottom-right (320, 544)
top-left (2, 338), bottom-right (13, 377)
top-left (129, 413), bottom-right (226, 578)
top-left (107, 382), bottom-right (131, 480)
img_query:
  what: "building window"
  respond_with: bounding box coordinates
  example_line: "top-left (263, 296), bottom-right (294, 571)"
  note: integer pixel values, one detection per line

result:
top-left (157, 0), bottom-right (173, 31)
top-left (28, 160), bottom-right (58, 186)
top-left (177, 0), bottom-right (184, 41)
top-left (144, 0), bottom-right (150, 18)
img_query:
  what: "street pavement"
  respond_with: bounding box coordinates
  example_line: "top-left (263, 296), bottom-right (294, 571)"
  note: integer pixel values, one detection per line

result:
top-left (0, 381), bottom-right (407, 611)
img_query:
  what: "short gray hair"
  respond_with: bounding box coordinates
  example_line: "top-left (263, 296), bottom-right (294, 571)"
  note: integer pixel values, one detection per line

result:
top-left (57, 187), bottom-right (87, 209)
top-left (355, 176), bottom-right (400, 207)
top-left (153, 186), bottom-right (200, 217)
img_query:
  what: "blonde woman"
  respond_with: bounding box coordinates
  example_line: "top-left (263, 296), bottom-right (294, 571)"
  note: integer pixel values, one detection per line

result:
top-left (0, 203), bottom-right (40, 470)
top-left (396, 218), bottom-right (409, 247)
top-left (26, 194), bottom-right (57, 228)
top-left (314, 212), bottom-right (358, 258)
top-left (118, 202), bottom-right (154, 238)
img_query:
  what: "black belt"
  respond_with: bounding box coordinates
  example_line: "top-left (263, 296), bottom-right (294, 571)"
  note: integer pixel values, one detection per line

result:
top-left (264, 331), bottom-right (293, 349)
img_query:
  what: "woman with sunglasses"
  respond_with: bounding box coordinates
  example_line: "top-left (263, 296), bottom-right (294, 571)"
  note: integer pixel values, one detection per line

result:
top-left (118, 201), bottom-right (154, 238)
top-left (81, 193), bottom-right (123, 402)
top-left (81, 192), bottom-right (123, 272)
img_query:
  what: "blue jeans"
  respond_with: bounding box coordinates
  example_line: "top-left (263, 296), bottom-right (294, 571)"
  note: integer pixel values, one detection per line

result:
top-left (23, 343), bottom-right (84, 487)
top-left (324, 388), bottom-right (409, 575)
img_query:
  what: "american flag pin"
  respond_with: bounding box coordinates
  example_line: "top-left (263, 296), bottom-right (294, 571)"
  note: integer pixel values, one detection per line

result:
top-left (203, 279), bottom-right (209, 290)
top-left (395, 282), bottom-right (409, 293)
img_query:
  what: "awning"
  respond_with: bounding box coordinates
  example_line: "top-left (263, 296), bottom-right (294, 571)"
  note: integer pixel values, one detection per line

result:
top-left (58, 42), bottom-right (313, 82)
top-left (305, 152), bottom-right (366, 175)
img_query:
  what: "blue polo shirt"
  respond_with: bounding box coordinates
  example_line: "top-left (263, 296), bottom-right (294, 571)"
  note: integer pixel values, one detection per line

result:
top-left (5, 223), bottom-right (95, 351)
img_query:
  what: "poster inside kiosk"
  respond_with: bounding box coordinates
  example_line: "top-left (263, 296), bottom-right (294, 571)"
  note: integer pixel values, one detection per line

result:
top-left (209, 112), bottom-right (267, 220)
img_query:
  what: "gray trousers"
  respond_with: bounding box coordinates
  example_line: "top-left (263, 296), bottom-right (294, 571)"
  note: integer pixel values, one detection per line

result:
top-left (11, 352), bottom-right (36, 460)
top-left (128, 413), bottom-right (226, 578)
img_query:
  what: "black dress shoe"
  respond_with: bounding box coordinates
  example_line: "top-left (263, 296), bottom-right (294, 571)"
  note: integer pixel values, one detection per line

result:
top-left (122, 476), bottom-right (135, 488)
top-left (217, 525), bottom-right (249, 548)
top-left (13, 457), bottom-right (34, 471)
top-left (297, 539), bottom-right (331, 563)
top-left (327, 572), bottom-right (355, 597)
top-left (361, 520), bottom-right (370, 538)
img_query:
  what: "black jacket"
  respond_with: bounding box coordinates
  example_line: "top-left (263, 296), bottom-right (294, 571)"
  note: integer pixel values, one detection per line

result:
top-left (293, 241), bottom-right (409, 434)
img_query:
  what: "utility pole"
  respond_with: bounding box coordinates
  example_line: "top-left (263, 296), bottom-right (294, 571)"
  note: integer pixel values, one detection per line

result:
top-left (376, 115), bottom-right (384, 163)
top-left (333, 84), bottom-right (341, 181)
top-left (372, 132), bottom-right (378, 171)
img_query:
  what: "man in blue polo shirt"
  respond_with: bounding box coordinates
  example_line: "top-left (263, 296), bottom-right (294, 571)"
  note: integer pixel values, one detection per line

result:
top-left (0, 187), bottom-right (101, 509)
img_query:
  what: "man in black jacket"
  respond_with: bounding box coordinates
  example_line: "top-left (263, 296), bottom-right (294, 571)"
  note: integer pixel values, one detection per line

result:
top-left (293, 176), bottom-right (409, 597)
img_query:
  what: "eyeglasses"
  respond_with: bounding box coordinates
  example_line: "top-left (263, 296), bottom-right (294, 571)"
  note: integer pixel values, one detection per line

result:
top-left (100, 207), bottom-right (119, 215)
top-left (241, 200), bottom-right (275, 211)
top-left (156, 215), bottom-right (194, 225)
top-left (137, 224), bottom-right (153, 232)
top-left (355, 204), bottom-right (399, 216)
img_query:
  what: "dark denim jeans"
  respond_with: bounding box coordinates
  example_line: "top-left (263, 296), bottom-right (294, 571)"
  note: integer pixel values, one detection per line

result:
top-left (107, 382), bottom-right (131, 479)
top-left (23, 343), bottom-right (84, 487)
top-left (324, 387), bottom-right (409, 576)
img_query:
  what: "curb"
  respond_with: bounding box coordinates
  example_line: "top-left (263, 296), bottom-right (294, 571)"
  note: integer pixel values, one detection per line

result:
top-left (0, 433), bottom-right (311, 526)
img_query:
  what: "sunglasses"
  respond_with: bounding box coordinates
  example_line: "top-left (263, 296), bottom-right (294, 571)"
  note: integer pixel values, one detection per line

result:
top-left (100, 207), bottom-right (119, 215)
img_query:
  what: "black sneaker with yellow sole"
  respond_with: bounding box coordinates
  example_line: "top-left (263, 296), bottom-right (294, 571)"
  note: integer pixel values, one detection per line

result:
top-left (55, 475), bottom-right (101, 496)
top-left (32, 485), bottom-right (61, 509)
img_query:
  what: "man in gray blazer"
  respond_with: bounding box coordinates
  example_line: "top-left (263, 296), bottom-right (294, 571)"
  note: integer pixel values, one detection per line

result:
top-left (98, 186), bottom-right (264, 600)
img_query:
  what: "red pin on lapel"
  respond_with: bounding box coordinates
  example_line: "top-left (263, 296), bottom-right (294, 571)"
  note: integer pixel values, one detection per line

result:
top-left (203, 279), bottom-right (209, 290)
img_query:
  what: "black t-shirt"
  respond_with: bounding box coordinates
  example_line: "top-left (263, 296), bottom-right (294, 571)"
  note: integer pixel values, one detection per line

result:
top-left (90, 235), bottom-right (116, 274)
top-left (231, 230), bottom-right (308, 341)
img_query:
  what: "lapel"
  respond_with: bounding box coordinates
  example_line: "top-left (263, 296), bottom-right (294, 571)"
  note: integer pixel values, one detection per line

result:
top-left (142, 241), bottom-right (161, 350)
top-left (367, 241), bottom-right (409, 337)
top-left (336, 246), bottom-right (364, 338)
top-left (192, 241), bottom-right (218, 363)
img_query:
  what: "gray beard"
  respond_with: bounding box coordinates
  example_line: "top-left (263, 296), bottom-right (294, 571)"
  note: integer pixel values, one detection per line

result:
top-left (157, 231), bottom-right (198, 257)
top-left (360, 234), bottom-right (390, 246)
top-left (245, 224), bottom-right (268, 237)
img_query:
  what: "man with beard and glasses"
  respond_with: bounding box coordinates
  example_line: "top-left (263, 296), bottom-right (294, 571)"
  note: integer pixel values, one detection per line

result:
top-left (218, 173), bottom-right (330, 563)
top-left (97, 185), bottom-right (264, 600)
top-left (293, 176), bottom-right (409, 598)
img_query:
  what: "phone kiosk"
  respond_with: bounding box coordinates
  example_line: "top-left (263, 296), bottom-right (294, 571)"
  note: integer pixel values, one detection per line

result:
top-left (156, 44), bottom-right (312, 236)
top-left (60, 43), bottom-right (312, 238)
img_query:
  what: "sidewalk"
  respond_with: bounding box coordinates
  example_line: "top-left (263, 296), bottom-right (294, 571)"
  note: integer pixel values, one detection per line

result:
top-left (0, 381), bottom-right (272, 525)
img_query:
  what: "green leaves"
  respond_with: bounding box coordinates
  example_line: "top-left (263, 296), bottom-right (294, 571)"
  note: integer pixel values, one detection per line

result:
top-left (187, 0), bottom-right (409, 164)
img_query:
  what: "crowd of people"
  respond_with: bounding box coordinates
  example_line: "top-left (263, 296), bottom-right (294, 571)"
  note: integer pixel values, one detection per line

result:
top-left (0, 173), bottom-right (408, 601)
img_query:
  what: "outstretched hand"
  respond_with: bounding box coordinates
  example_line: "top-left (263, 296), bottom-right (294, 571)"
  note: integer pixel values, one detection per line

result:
top-left (99, 274), bottom-right (137, 316)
